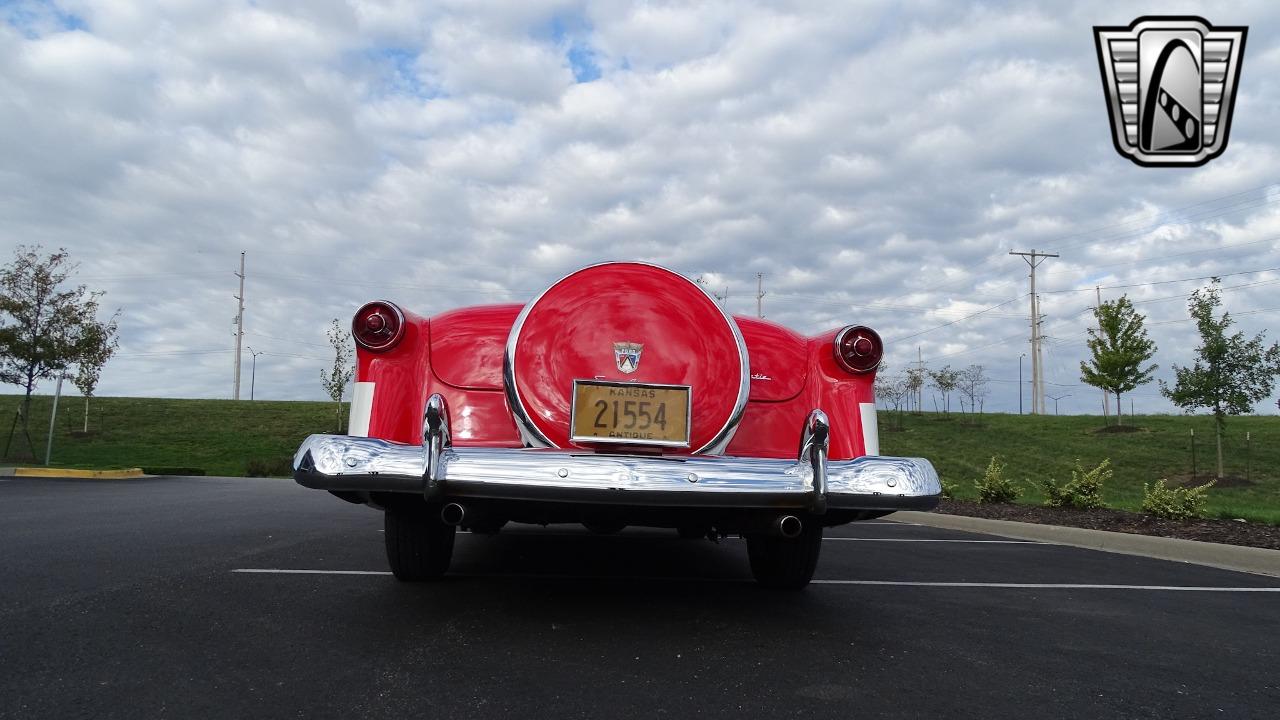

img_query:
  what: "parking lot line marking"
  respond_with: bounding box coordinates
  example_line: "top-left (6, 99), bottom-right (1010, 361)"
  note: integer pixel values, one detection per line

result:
top-left (230, 570), bottom-right (1280, 591)
top-left (822, 538), bottom-right (1046, 544)
top-left (811, 581), bottom-right (1280, 591)
top-left (233, 569), bottom-right (392, 575)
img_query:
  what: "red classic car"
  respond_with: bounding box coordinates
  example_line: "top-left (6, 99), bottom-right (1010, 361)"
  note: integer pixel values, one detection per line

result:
top-left (294, 262), bottom-right (940, 588)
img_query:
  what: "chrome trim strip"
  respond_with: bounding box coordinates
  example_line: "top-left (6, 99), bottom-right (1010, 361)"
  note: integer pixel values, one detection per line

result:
top-left (568, 379), bottom-right (692, 448)
top-left (293, 435), bottom-right (940, 510)
top-left (501, 261), bottom-right (750, 455)
top-left (694, 270), bottom-right (750, 456)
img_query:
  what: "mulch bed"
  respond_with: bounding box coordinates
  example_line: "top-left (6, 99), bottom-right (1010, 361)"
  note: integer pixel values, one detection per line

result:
top-left (935, 499), bottom-right (1280, 551)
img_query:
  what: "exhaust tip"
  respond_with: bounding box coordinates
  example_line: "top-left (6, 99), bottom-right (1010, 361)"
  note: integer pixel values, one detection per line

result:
top-left (776, 515), bottom-right (803, 539)
top-left (440, 503), bottom-right (466, 526)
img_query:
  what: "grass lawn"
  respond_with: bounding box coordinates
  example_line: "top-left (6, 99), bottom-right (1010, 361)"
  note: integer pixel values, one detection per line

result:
top-left (879, 410), bottom-right (1280, 525)
top-left (3, 394), bottom-right (1278, 524)
top-left (1, 394), bottom-right (341, 478)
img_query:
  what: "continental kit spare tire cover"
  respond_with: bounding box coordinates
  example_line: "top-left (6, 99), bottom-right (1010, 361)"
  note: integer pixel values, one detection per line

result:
top-left (504, 262), bottom-right (749, 454)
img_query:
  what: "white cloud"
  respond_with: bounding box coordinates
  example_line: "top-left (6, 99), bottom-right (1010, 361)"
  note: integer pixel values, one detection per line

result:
top-left (1, 0), bottom-right (1279, 416)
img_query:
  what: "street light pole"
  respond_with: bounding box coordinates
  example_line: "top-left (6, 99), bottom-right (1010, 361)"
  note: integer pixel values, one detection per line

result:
top-left (1018, 353), bottom-right (1025, 415)
top-left (247, 347), bottom-right (264, 401)
top-left (1049, 394), bottom-right (1071, 416)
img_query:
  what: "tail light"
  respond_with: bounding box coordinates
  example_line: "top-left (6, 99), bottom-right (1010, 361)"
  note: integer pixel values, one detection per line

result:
top-left (352, 301), bottom-right (405, 352)
top-left (833, 325), bottom-right (882, 373)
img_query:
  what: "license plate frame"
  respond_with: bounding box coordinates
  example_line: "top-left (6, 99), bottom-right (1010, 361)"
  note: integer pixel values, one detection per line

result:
top-left (569, 380), bottom-right (692, 448)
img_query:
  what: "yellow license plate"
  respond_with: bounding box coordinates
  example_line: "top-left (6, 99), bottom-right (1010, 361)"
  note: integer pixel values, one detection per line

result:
top-left (570, 380), bottom-right (691, 447)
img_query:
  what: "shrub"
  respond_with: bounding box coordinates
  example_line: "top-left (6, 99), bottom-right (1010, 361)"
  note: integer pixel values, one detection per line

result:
top-left (245, 456), bottom-right (294, 477)
top-left (973, 455), bottom-right (1018, 503)
top-left (940, 478), bottom-right (959, 499)
top-left (1142, 479), bottom-right (1215, 520)
top-left (1039, 458), bottom-right (1110, 510)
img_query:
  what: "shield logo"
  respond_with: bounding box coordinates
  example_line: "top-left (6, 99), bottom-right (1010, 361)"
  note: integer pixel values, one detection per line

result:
top-left (613, 342), bottom-right (643, 374)
top-left (1094, 17), bottom-right (1247, 167)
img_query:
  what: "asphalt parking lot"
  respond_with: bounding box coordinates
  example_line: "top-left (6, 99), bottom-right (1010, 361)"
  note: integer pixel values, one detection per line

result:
top-left (3, 475), bottom-right (1279, 719)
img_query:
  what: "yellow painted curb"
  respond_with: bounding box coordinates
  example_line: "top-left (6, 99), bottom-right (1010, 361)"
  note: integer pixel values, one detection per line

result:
top-left (14, 467), bottom-right (146, 479)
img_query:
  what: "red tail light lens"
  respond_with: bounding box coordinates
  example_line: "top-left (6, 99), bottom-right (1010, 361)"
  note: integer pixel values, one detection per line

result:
top-left (352, 301), bottom-right (405, 352)
top-left (833, 325), bottom-right (882, 373)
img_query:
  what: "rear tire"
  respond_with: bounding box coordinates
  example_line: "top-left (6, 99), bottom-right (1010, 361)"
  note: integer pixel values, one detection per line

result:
top-left (745, 524), bottom-right (823, 589)
top-left (583, 521), bottom-right (626, 535)
top-left (384, 507), bottom-right (456, 581)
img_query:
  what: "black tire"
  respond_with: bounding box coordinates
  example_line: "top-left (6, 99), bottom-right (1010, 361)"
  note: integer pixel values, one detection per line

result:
top-left (677, 525), bottom-right (708, 540)
top-left (745, 524), bottom-right (823, 589)
top-left (583, 521), bottom-right (626, 535)
top-left (384, 507), bottom-right (456, 581)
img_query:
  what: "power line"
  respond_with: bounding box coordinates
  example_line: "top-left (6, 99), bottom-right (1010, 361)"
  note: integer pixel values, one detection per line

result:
top-left (1041, 265), bottom-right (1280, 294)
top-left (886, 295), bottom-right (1026, 343)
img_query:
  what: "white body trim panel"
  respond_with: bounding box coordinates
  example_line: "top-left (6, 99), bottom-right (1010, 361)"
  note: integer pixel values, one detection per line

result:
top-left (348, 382), bottom-right (375, 437)
top-left (859, 402), bottom-right (879, 456)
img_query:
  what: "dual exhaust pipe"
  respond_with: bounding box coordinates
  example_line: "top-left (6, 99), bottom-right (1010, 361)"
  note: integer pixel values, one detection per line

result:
top-left (443, 502), bottom-right (803, 539)
top-left (441, 502), bottom-right (467, 526)
top-left (772, 515), bottom-right (803, 539)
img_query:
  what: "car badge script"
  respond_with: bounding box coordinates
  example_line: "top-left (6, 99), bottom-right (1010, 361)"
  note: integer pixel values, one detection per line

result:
top-left (613, 342), bottom-right (643, 374)
top-left (1094, 16), bottom-right (1246, 167)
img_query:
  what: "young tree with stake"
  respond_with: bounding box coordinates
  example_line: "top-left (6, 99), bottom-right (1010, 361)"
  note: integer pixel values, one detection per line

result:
top-left (1160, 280), bottom-right (1280, 480)
top-left (1079, 295), bottom-right (1157, 426)
top-left (320, 319), bottom-right (355, 433)
top-left (0, 246), bottom-right (117, 450)
top-left (929, 365), bottom-right (960, 416)
top-left (72, 316), bottom-right (120, 433)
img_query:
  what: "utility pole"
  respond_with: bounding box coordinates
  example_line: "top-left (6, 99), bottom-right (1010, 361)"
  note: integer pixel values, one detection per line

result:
top-left (1010, 249), bottom-right (1058, 414)
top-left (248, 347), bottom-right (263, 401)
top-left (916, 346), bottom-right (925, 413)
top-left (756, 273), bottom-right (765, 318)
top-left (1095, 285), bottom-right (1110, 421)
top-left (232, 251), bottom-right (245, 400)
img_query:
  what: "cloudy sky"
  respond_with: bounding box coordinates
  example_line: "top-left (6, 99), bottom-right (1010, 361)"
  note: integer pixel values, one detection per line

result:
top-left (2, 0), bottom-right (1278, 415)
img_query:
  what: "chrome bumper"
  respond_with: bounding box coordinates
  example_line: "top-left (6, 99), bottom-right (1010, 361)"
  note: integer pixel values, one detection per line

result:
top-left (293, 394), bottom-right (941, 512)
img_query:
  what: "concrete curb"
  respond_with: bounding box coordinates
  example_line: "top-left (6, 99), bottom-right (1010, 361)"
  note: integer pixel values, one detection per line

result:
top-left (9, 467), bottom-right (146, 480)
top-left (894, 511), bottom-right (1280, 578)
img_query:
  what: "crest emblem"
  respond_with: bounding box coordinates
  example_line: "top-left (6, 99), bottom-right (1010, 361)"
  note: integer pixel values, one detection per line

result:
top-left (613, 342), bottom-right (643, 374)
top-left (1094, 17), bottom-right (1247, 167)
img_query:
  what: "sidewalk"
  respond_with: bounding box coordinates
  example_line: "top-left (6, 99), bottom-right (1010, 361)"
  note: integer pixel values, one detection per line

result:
top-left (896, 510), bottom-right (1280, 578)
top-left (0, 467), bottom-right (145, 479)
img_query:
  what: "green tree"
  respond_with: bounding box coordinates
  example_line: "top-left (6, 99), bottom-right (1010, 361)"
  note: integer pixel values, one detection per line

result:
top-left (929, 365), bottom-right (960, 415)
top-left (0, 247), bottom-right (116, 449)
top-left (72, 316), bottom-right (120, 433)
top-left (1079, 295), bottom-right (1157, 426)
top-left (320, 318), bottom-right (355, 432)
top-left (874, 367), bottom-right (910, 430)
top-left (1160, 280), bottom-right (1280, 479)
top-left (904, 365), bottom-right (926, 413)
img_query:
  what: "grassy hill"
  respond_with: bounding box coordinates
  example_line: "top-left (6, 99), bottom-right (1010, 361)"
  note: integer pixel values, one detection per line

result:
top-left (3, 394), bottom-right (1278, 523)
top-left (1, 394), bottom-right (339, 477)
top-left (879, 410), bottom-right (1279, 524)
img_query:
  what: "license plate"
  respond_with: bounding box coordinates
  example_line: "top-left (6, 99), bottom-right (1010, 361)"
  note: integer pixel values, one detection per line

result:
top-left (569, 380), bottom-right (691, 447)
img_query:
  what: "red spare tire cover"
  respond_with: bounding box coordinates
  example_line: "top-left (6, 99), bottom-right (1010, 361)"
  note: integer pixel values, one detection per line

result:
top-left (504, 262), bottom-right (749, 454)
